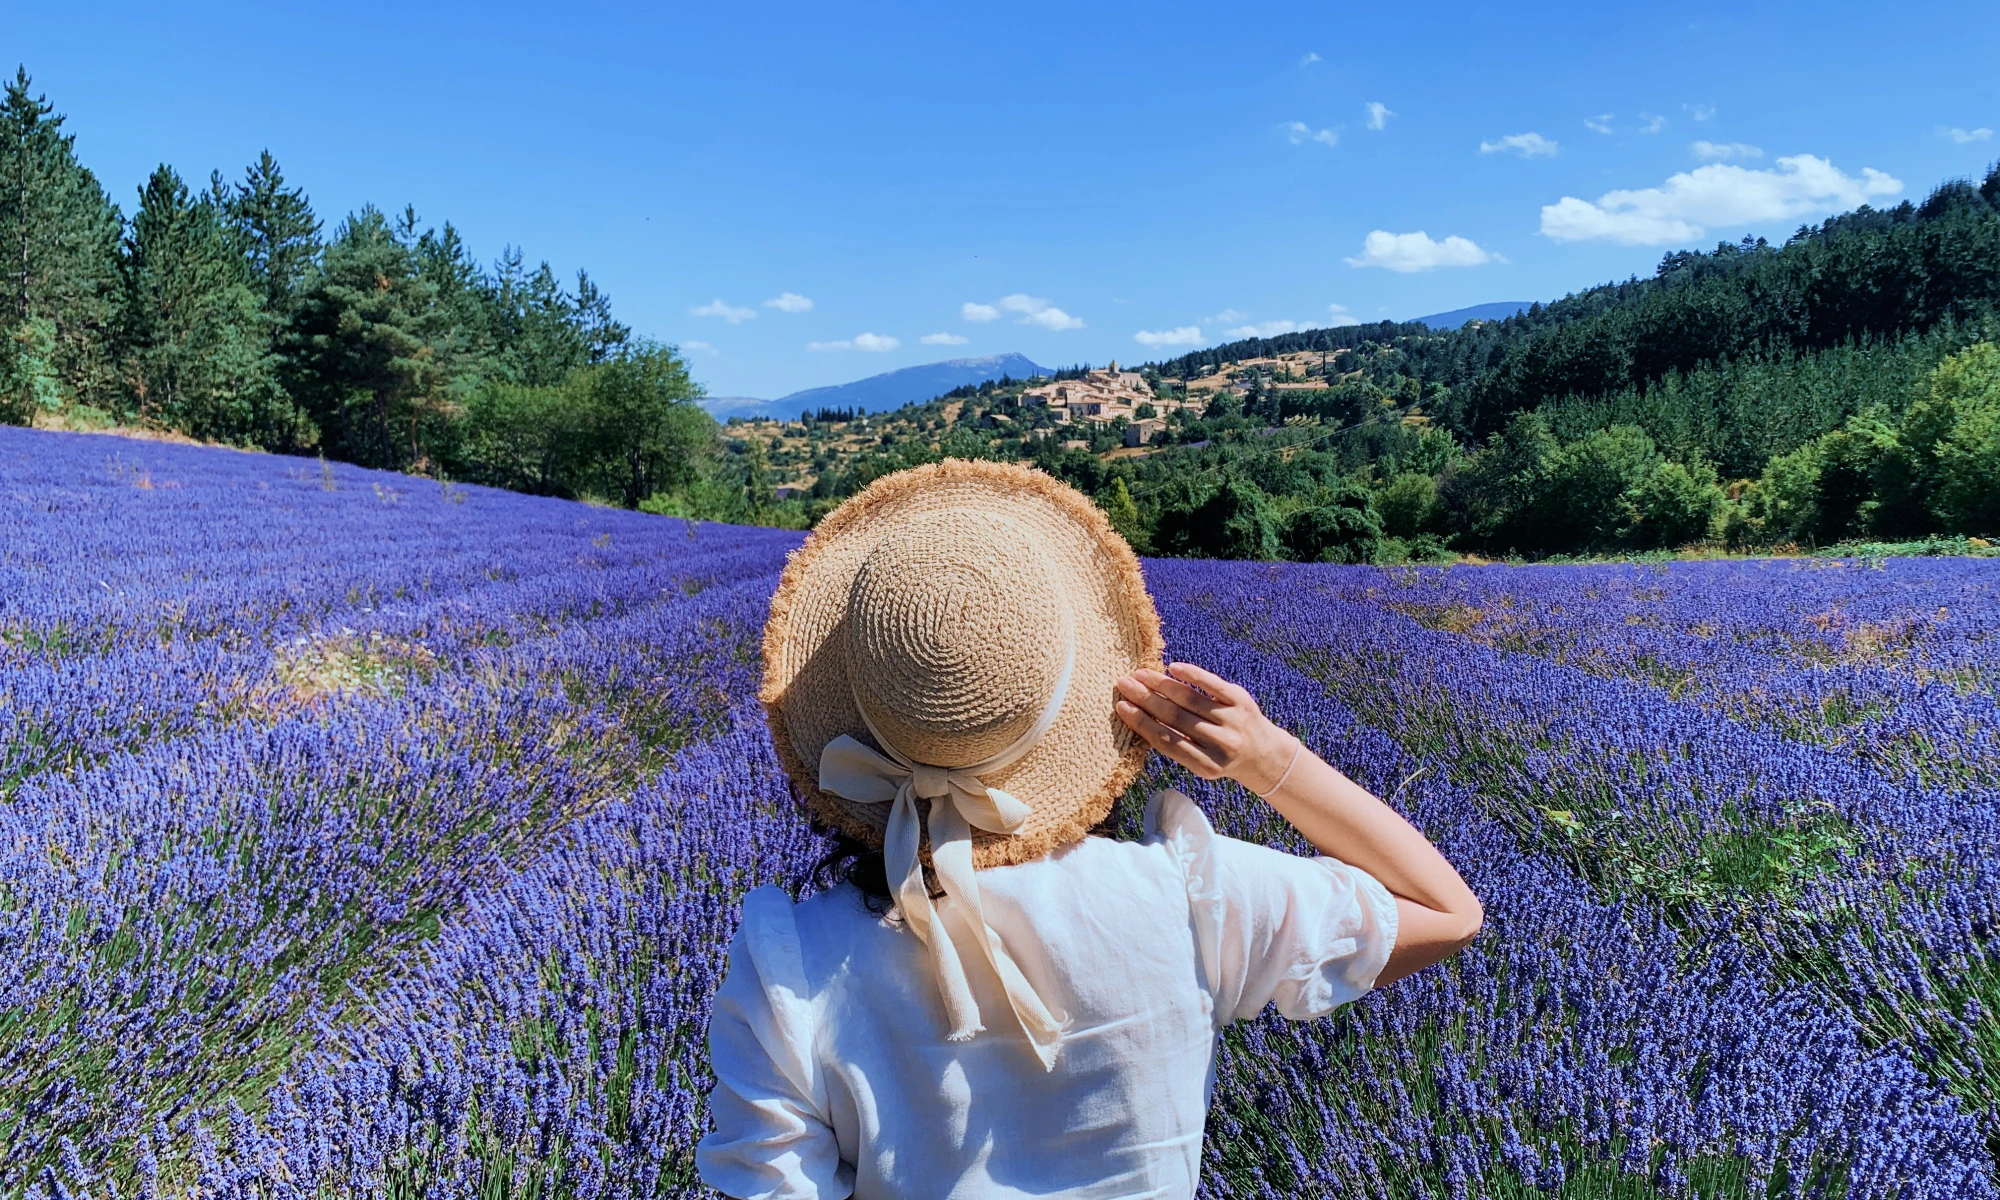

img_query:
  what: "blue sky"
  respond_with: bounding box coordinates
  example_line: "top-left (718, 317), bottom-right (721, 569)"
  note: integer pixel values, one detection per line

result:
top-left (7, 1), bottom-right (1998, 398)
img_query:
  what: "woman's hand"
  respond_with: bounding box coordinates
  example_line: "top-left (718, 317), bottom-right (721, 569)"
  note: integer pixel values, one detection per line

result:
top-left (1114, 663), bottom-right (1299, 796)
top-left (1117, 659), bottom-right (1485, 989)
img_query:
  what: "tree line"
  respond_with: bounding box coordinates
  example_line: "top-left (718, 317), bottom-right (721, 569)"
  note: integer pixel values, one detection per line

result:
top-left (0, 69), bottom-right (712, 503)
top-left (1034, 165), bottom-right (2000, 559)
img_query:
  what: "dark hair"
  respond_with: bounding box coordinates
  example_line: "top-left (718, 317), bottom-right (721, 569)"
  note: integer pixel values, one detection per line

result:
top-left (809, 824), bottom-right (905, 917)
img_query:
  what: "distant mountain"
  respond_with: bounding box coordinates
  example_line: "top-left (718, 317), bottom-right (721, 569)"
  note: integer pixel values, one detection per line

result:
top-left (699, 353), bottom-right (1051, 422)
top-left (699, 396), bottom-right (782, 423)
top-left (1409, 301), bottom-right (1535, 328)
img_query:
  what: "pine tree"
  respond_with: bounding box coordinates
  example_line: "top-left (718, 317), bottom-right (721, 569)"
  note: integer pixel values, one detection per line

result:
top-left (121, 164), bottom-right (292, 443)
top-left (282, 206), bottom-right (443, 470)
top-left (226, 150), bottom-right (320, 322)
top-left (410, 217), bottom-right (496, 395)
top-left (0, 68), bottom-right (123, 412)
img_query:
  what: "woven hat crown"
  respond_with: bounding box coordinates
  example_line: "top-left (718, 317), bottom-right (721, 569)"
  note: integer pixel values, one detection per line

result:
top-left (845, 511), bottom-right (1070, 769)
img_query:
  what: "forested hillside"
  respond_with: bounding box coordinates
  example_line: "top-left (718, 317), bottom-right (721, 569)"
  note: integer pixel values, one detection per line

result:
top-left (0, 69), bottom-right (711, 504)
top-left (712, 161), bottom-right (2000, 560)
top-left (1117, 167), bottom-right (2000, 556)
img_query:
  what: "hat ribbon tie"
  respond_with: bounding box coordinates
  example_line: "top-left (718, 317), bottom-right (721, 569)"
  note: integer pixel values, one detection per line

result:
top-left (816, 638), bottom-right (1075, 1070)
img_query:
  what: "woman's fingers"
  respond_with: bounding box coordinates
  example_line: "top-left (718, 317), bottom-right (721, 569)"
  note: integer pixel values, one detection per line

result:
top-left (1115, 674), bottom-right (1225, 743)
top-left (1116, 699), bottom-right (1226, 778)
top-left (1130, 667), bottom-right (1229, 718)
top-left (1168, 662), bottom-right (1257, 712)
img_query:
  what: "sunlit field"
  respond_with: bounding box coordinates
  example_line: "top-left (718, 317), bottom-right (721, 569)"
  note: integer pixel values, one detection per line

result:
top-left (5, 425), bottom-right (1998, 1199)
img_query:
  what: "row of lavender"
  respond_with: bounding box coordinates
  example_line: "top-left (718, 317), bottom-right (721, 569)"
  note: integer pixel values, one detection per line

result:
top-left (0, 429), bottom-right (798, 1191)
top-left (6, 425), bottom-right (1998, 1197)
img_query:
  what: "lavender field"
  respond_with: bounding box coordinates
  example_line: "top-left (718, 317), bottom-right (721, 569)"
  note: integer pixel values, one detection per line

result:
top-left (4, 424), bottom-right (1999, 1200)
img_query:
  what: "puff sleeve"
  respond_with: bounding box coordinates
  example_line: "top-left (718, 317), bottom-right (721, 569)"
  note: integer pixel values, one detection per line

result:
top-left (1146, 789), bottom-right (1399, 1027)
top-left (696, 886), bottom-right (852, 1199)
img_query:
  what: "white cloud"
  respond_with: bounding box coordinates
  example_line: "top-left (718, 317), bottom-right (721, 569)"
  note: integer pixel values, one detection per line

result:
top-left (1638, 114), bottom-right (1667, 135)
top-left (1692, 141), bottom-right (1763, 161)
top-left (1224, 319), bottom-right (1306, 338)
top-left (764, 292), bottom-right (813, 312)
top-left (1942, 126), bottom-right (1994, 144)
top-left (997, 293), bottom-right (1085, 330)
top-left (690, 298), bottom-right (755, 323)
top-left (1365, 102), bottom-right (1394, 131)
top-left (681, 340), bottom-right (718, 355)
top-left (1688, 104), bottom-right (1716, 122)
top-left (1205, 308), bottom-right (1250, 325)
top-left (1023, 306), bottom-right (1084, 331)
top-left (1346, 230), bottom-right (1498, 272)
top-left (1540, 153), bottom-right (1904, 246)
top-left (961, 301), bottom-right (1001, 322)
top-left (1283, 121), bottom-right (1340, 147)
top-left (1134, 326), bottom-right (1205, 348)
top-left (1585, 113), bottom-right (1615, 135)
top-left (1299, 51), bottom-right (1321, 66)
top-left (1326, 303), bottom-right (1360, 327)
top-left (920, 331), bottom-right (969, 345)
top-left (808, 332), bottom-right (900, 352)
top-left (1480, 132), bottom-right (1558, 158)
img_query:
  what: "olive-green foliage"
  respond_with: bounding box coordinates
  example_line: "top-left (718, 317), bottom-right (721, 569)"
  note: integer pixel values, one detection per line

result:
top-left (1906, 341), bottom-right (2000, 534)
top-left (1281, 481), bottom-right (1383, 564)
top-left (0, 315), bottom-right (61, 424)
top-left (1741, 342), bottom-right (2000, 543)
top-left (464, 344), bottom-right (713, 506)
top-left (1096, 477), bottom-right (1149, 552)
top-left (1153, 476), bottom-right (1283, 561)
top-left (1375, 471), bottom-right (1438, 539)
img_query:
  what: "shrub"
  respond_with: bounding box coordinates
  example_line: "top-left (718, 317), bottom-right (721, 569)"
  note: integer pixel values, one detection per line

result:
top-left (1153, 475), bottom-right (1282, 560)
top-left (1281, 484), bottom-right (1384, 564)
top-left (1630, 458), bottom-right (1725, 548)
top-left (1376, 471), bottom-right (1439, 538)
top-left (1907, 342), bottom-right (2000, 535)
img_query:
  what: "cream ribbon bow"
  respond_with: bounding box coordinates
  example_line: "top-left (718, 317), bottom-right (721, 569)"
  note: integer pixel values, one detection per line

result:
top-left (817, 643), bottom-right (1075, 1070)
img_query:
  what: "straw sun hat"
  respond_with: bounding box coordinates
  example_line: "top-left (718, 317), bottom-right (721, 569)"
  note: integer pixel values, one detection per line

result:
top-left (760, 459), bottom-right (1164, 1065)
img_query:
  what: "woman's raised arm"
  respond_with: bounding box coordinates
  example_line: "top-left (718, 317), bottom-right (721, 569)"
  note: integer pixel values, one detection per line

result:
top-left (1114, 663), bottom-right (1483, 987)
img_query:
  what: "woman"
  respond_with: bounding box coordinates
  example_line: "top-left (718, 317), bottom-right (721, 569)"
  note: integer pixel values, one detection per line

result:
top-left (699, 460), bottom-right (1482, 1199)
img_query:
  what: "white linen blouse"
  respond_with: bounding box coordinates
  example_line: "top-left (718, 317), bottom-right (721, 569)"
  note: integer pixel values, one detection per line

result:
top-left (696, 789), bottom-right (1399, 1200)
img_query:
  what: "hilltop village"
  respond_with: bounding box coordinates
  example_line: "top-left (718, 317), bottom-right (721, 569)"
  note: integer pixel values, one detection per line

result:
top-left (721, 348), bottom-right (1377, 503)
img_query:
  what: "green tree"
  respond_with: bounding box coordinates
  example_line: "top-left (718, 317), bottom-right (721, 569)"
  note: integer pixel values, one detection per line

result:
top-left (1629, 458), bottom-right (1725, 548)
top-left (1520, 424), bottom-right (1662, 550)
top-left (1436, 410), bottom-right (1559, 549)
top-left (225, 150), bottom-right (320, 323)
top-left (1153, 475), bottom-right (1281, 560)
top-left (1282, 481), bottom-right (1383, 563)
top-left (573, 341), bottom-right (712, 506)
top-left (0, 69), bottom-right (123, 411)
top-left (0, 313), bottom-right (58, 423)
top-left (456, 381), bottom-right (580, 494)
top-left (1376, 471), bottom-right (1438, 538)
top-left (1096, 476), bottom-right (1149, 551)
top-left (1903, 341), bottom-right (2000, 533)
top-left (121, 165), bottom-right (293, 444)
top-left (282, 206), bottom-right (444, 470)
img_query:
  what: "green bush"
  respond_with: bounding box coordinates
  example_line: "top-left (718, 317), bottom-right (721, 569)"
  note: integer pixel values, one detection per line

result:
top-left (1152, 476), bottom-right (1282, 560)
top-left (1907, 342), bottom-right (2000, 534)
top-left (1281, 483), bottom-right (1383, 564)
top-left (1630, 458), bottom-right (1725, 548)
top-left (1375, 471), bottom-right (1438, 538)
